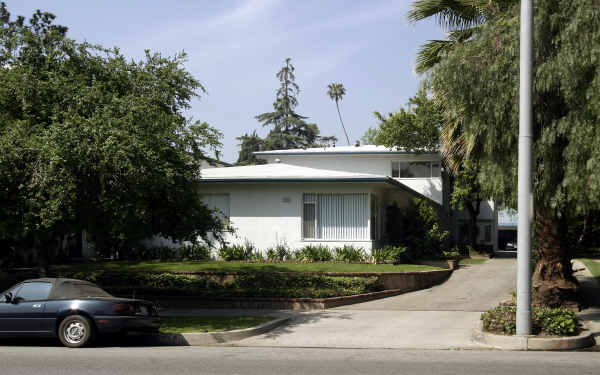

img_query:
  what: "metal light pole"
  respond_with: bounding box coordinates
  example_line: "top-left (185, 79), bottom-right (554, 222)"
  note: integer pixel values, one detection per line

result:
top-left (516, 0), bottom-right (534, 336)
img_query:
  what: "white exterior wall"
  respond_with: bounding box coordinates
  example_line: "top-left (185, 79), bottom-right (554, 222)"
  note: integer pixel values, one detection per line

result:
top-left (201, 182), bottom-right (383, 253)
top-left (260, 154), bottom-right (443, 204)
top-left (453, 200), bottom-right (498, 251)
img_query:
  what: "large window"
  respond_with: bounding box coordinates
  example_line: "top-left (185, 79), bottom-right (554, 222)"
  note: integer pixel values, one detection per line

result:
top-left (391, 161), bottom-right (441, 178)
top-left (201, 194), bottom-right (230, 222)
top-left (302, 193), bottom-right (369, 240)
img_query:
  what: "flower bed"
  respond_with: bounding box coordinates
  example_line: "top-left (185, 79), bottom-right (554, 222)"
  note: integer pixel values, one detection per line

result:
top-left (481, 305), bottom-right (582, 336)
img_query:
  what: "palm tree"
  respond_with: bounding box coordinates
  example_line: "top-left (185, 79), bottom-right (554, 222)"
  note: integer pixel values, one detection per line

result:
top-left (409, 0), bottom-right (516, 167)
top-left (408, 0), bottom-right (517, 74)
top-left (327, 82), bottom-right (350, 145)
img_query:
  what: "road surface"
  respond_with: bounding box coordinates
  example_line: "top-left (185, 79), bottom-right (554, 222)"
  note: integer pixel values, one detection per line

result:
top-left (1, 345), bottom-right (599, 375)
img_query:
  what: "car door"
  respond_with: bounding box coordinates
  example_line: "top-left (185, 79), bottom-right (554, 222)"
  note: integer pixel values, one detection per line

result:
top-left (0, 282), bottom-right (52, 334)
top-left (0, 284), bottom-right (23, 333)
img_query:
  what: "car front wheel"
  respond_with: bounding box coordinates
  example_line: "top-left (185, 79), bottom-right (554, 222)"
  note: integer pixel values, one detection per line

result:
top-left (58, 315), bottom-right (94, 348)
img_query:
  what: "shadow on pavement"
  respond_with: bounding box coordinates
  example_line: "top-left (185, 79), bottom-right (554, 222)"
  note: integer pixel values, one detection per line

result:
top-left (255, 311), bottom-right (354, 340)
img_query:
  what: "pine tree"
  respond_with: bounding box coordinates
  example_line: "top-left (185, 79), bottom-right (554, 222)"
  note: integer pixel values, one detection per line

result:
top-left (256, 58), bottom-right (326, 150)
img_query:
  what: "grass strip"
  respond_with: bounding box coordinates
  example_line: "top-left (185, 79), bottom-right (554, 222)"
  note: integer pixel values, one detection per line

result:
top-left (159, 316), bottom-right (275, 334)
top-left (578, 258), bottom-right (600, 278)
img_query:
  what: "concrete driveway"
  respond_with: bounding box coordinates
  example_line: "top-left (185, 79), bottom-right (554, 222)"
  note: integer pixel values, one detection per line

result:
top-left (341, 258), bottom-right (517, 312)
top-left (235, 258), bottom-right (517, 349)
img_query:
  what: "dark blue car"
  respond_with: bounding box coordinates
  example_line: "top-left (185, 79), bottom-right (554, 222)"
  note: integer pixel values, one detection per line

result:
top-left (0, 278), bottom-right (160, 347)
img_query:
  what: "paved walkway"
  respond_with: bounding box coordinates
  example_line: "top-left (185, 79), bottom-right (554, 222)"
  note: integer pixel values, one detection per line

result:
top-left (235, 259), bottom-right (517, 349)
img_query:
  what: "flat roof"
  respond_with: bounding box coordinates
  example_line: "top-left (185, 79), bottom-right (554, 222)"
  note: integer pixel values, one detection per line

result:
top-left (200, 163), bottom-right (439, 205)
top-left (253, 145), bottom-right (438, 156)
top-left (200, 163), bottom-right (383, 180)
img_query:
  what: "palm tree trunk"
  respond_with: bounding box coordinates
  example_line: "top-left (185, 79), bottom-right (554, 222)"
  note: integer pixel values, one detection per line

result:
top-left (532, 208), bottom-right (580, 309)
top-left (336, 100), bottom-right (350, 145)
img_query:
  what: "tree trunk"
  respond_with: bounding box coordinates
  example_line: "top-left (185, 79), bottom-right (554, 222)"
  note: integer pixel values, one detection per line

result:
top-left (465, 200), bottom-right (481, 250)
top-left (335, 101), bottom-right (350, 145)
top-left (34, 234), bottom-right (48, 277)
top-left (532, 210), bottom-right (580, 309)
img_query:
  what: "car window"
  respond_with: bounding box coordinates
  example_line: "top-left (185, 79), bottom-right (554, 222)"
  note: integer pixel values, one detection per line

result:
top-left (56, 282), bottom-right (113, 299)
top-left (15, 282), bottom-right (52, 301)
top-left (0, 284), bottom-right (22, 302)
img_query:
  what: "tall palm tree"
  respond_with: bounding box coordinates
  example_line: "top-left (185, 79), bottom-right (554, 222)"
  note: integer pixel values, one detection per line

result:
top-left (408, 0), bottom-right (517, 74)
top-left (327, 82), bottom-right (350, 145)
top-left (409, 0), bottom-right (516, 169)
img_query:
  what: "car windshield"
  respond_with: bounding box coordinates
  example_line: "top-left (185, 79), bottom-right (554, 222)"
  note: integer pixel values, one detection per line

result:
top-left (54, 282), bottom-right (114, 299)
top-left (0, 284), bottom-right (20, 302)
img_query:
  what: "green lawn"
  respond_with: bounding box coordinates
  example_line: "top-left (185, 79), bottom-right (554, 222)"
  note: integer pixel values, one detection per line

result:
top-left (578, 258), bottom-right (600, 278)
top-left (159, 316), bottom-right (275, 334)
top-left (460, 258), bottom-right (488, 265)
top-left (52, 261), bottom-right (441, 274)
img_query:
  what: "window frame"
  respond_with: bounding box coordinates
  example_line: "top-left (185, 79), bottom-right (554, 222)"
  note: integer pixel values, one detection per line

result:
top-left (390, 160), bottom-right (441, 179)
top-left (201, 193), bottom-right (231, 225)
top-left (302, 200), bottom-right (318, 240)
top-left (301, 193), bottom-right (370, 241)
top-left (14, 282), bottom-right (53, 301)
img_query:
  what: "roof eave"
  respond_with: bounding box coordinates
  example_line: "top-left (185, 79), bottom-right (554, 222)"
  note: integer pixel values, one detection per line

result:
top-left (253, 151), bottom-right (439, 156)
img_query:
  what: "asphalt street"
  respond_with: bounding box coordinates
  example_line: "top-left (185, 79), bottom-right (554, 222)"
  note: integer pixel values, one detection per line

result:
top-left (2, 345), bottom-right (600, 375)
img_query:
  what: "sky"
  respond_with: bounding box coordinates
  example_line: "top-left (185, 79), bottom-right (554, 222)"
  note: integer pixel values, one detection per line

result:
top-left (8, 0), bottom-right (446, 163)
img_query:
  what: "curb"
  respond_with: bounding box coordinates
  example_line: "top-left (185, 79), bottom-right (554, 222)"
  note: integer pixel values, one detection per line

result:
top-left (138, 315), bottom-right (291, 346)
top-left (472, 323), bottom-right (596, 351)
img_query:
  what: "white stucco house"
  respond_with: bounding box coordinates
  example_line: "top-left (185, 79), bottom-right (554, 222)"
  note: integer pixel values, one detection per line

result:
top-left (198, 145), bottom-right (502, 253)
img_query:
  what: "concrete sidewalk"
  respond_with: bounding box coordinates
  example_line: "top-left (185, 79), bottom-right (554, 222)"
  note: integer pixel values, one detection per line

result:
top-left (233, 310), bottom-right (485, 349)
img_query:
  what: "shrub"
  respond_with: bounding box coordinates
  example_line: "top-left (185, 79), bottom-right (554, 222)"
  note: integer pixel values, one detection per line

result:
top-left (50, 270), bottom-right (385, 299)
top-left (442, 248), bottom-right (461, 260)
top-left (228, 273), bottom-right (384, 298)
top-left (295, 245), bottom-right (333, 262)
top-left (128, 245), bottom-right (179, 261)
top-left (333, 245), bottom-right (366, 263)
top-left (371, 246), bottom-right (408, 263)
top-left (179, 243), bottom-right (212, 261)
top-left (218, 241), bottom-right (256, 261)
top-left (387, 198), bottom-right (450, 260)
top-left (481, 305), bottom-right (581, 336)
top-left (266, 243), bottom-right (292, 261)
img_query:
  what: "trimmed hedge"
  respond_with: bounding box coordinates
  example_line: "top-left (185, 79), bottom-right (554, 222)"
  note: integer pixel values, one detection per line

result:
top-left (481, 305), bottom-right (582, 336)
top-left (49, 270), bottom-right (385, 299)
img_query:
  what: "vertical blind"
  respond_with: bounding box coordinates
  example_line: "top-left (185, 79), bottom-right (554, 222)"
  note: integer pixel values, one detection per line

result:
top-left (303, 193), bottom-right (369, 240)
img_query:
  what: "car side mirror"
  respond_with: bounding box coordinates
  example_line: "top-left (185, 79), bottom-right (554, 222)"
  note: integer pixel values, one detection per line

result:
top-left (4, 292), bottom-right (13, 303)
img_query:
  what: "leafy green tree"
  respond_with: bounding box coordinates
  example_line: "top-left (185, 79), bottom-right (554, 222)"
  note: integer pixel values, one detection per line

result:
top-left (375, 87), bottom-right (442, 152)
top-left (449, 159), bottom-right (487, 249)
top-left (387, 198), bottom-right (450, 259)
top-left (376, 87), bottom-right (486, 249)
top-left (327, 82), bottom-right (350, 145)
top-left (0, 4), bottom-right (225, 269)
top-left (360, 127), bottom-right (379, 145)
top-left (429, 0), bottom-right (600, 307)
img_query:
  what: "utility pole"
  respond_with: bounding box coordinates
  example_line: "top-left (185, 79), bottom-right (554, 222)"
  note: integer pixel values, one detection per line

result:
top-left (517, 0), bottom-right (533, 336)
